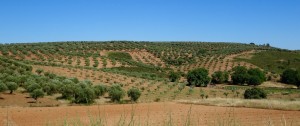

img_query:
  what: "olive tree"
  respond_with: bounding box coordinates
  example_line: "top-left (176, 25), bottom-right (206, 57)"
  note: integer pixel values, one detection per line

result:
top-left (231, 66), bottom-right (248, 85)
top-left (0, 82), bottom-right (7, 95)
top-left (30, 89), bottom-right (44, 101)
top-left (6, 82), bottom-right (18, 94)
top-left (42, 83), bottom-right (58, 95)
top-left (231, 67), bottom-right (266, 86)
top-left (108, 84), bottom-right (125, 102)
top-left (127, 87), bottom-right (141, 102)
top-left (211, 71), bottom-right (229, 84)
top-left (74, 85), bottom-right (96, 104)
top-left (187, 68), bottom-right (211, 87)
top-left (94, 84), bottom-right (108, 97)
top-left (60, 79), bottom-right (76, 99)
top-left (247, 68), bottom-right (266, 86)
top-left (281, 69), bottom-right (299, 86)
top-left (26, 83), bottom-right (41, 92)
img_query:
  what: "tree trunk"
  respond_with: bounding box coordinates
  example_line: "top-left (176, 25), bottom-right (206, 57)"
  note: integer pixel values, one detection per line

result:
top-left (10, 90), bottom-right (13, 94)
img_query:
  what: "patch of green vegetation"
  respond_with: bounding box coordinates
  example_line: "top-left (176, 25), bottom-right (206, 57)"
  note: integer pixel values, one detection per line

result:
top-left (107, 51), bottom-right (167, 70)
top-left (263, 87), bottom-right (300, 95)
top-left (224, 85), bottom-right (250, 91)
top-left (236, 50), bottom-right (300, 73)
top-left (102, 67), bottom-right (166, 80)
top-left (244, 88), bottom-right (267, 99)
top-left (107, 52), bottom-right (132, 60)
top-left (186, 68), bottom-right (210, 87)
top-left (104, 51), bottom-right (169, 80)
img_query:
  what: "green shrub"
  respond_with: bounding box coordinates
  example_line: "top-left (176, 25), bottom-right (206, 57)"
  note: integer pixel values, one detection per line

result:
top-left (60, 82), bottom-right (76, 99)
top-left (43, 83), bottom-right (57, 95)
top-left (231, 67), bottom-right (266, 86)
top-left (35, 68), bottom-right (44, 75)
top-left (168, 71), bottom-right (180, 82)
top-left (247, 68), bottom-right (265, 86)
top-left (45, 73), bottom-right (57, 79)
top-left (30, 89), bottom-right (44, 101)
top-left (26, 83), bottom-right (41, 92)
top-left (0, 82), bottom-right (7, 93)
top-left (74, 86), bottom-right (95, 104)
top-left (247, 76), bottom-right (261, 86)
top-left (187, 68), bottom-right (211, 87)
top-left (231, 66), bottom-right (248, 85)
top-left (108, 84), bottom-right (125, 102)
top-left (94, 84), bottom-right (108, 97)
top-left (154, 97), bottom-right (160, 102)
top-left (107, 52), bottom-right (132, 60)
top-left (69, 77), bottom-right (80, 84)
top-left (244, 88), bottom-right (267, 99)
top-left (178, 83), bottom-right (186, 91)
top-left (6, 82), bottom-right (18, 94)
top-left (281, 69), bottom-right (299, 88)
top-left (200, 90), bottom-right (206, 99)
top-left (127, 87), bottom-right (141, 102)
top-left (211, 71), bottom-right (229, 84)
top-left (297, 73), bottom-right (300, 88)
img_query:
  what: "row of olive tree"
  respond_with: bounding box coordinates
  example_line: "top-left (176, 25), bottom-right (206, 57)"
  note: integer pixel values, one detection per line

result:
top-left (185, 67), bottom-right (269, 99)
top-left (0, 75), bottom-right (141, 103)
top-left (231, 66), bottom-right (266, 86)
top-left (186, 66), bottom-right (266, 87)
top-left (0, 58), bottom-right (142, 103)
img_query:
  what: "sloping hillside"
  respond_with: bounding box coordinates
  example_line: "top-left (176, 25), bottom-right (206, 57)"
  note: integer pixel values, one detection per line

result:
top-left (1, 41), bottom-right (299, 106)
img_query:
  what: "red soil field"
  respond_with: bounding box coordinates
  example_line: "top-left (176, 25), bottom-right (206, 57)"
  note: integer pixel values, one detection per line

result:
top-left (0, 102), bottom-right (299, 126)
top-left (0, 93), bottom-right (59, 107)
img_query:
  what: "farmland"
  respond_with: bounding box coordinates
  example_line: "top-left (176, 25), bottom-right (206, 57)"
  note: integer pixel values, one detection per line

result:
top-left (0, 41), bottom-right (300, 125)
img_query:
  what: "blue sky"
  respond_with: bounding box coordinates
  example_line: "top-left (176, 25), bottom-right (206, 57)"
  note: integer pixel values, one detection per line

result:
top-left (0, 0), bottom-right (299, 50)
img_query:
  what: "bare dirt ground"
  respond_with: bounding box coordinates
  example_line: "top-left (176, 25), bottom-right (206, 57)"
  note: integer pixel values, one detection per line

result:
top-left (0, 92), bottom-right (60, 107)
top-left (0, 102), bottom-right (299, 126)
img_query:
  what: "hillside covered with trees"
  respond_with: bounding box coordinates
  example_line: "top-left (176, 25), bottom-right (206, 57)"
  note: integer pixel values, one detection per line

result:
top-left (0, 41), bottom-right (299, 106)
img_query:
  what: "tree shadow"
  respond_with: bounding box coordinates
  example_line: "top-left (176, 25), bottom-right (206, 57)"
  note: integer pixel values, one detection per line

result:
top-left (27, 101), bottom-right (37, 103)
top-left (104, 96), bottom-right (110, 99)
top-left (3, 92), bottom-right (15, 95)
top-left (105, 99), bottom-right (133, 104)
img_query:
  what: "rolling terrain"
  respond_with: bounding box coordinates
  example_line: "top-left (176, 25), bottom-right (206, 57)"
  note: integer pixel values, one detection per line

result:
top-left (0, 41), bottom-right (300, 125)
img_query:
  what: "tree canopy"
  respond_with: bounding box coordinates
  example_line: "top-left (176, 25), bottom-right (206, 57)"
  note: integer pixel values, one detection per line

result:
top-left (187, 68), bottom-right (211, 87)
top-left (168, 71), bottom-right (180, 82)
top-left (211, 71), bottom-right (229, 84)
top-left (281, 69), bottom-right (300, 88)
top-left (231, 66), bottom-right (266, 86)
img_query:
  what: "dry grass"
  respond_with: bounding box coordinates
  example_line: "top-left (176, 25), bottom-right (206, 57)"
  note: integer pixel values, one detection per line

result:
top-left (177, 98), bottom-right (300, 111)
top-left (259, 81), bottom-right (297, 88)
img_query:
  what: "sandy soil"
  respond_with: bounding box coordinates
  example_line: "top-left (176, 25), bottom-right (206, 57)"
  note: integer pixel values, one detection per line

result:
top-left (0, 102), bottom-right (299, 126)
